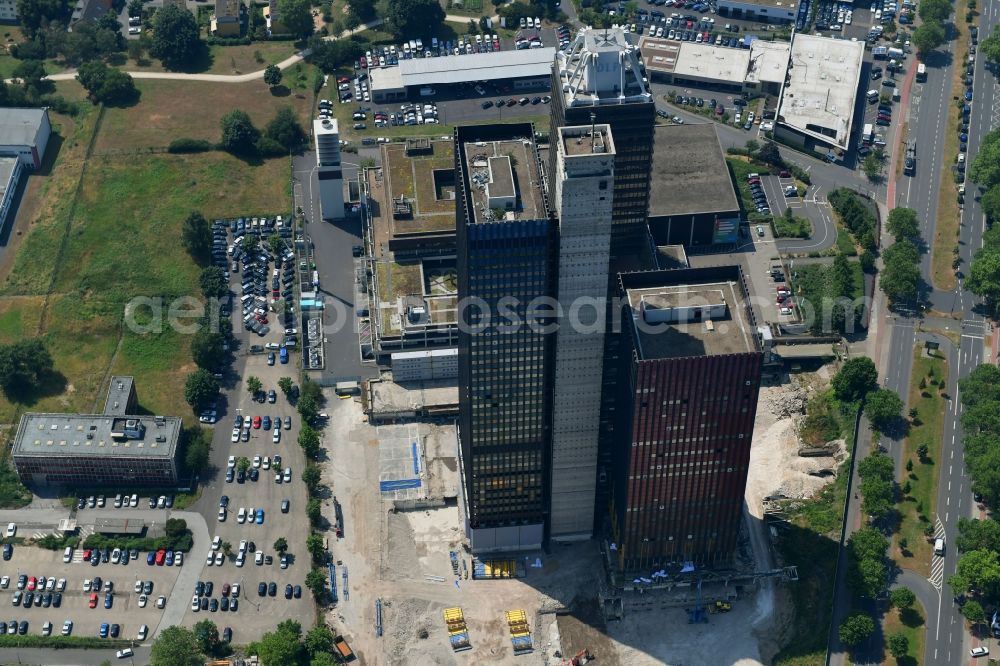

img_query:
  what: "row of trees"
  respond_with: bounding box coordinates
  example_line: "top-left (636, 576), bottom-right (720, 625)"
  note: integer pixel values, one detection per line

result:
top-left (151, 621), bottom-right (341, 666)
top-left (828, 188), bottom-right (877, 253)
top-left (880, 207), bottom-right (923, 304)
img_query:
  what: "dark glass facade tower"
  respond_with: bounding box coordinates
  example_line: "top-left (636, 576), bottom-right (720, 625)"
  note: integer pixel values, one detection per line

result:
top-left (550, 27), bottom-right (656, 252)
top-left (455, 123), bottom-right (556, 552)
top-left (610, 267), bottom-right (763, 570)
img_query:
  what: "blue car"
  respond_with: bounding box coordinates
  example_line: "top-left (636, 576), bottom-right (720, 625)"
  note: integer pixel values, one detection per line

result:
top-left (255, 508), bottom-right (264, 525)
top-left (960, 133), bottom-right (969, 142)
top-left (104, 592), bottom-right (113, 609)
top-left (99, 623), bottom-right (109, 638)
top-left (165, 550), bottom-right (174, 566)
top-left (966, 90), bottom-right (974, 101)
top-left (146, 551), bottom-right (155, 565)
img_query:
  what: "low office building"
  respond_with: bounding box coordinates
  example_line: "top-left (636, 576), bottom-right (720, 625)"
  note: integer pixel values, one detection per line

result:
top-left (362, 138), bottom-right (460, 362)
top-left (12, 377), bottom-right (182, 487)
top-left (610, 267), bottom-right (763, 569)
top-left (0, 107), bottom-right (50, 169)
top-left (717, 0), bottom-right (798, 23)
top-left (370, 48), bottom-right (555, 102)
top-left (647, 123), bottom-right (741, 249)
top-left (638, 37), bottom-right (789, 95)
top-left (775, 33), bottom-right (864, 158)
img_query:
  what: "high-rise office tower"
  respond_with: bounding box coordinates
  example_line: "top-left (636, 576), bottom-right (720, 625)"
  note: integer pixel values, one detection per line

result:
top-left (455, 123), bottom-right (556, 553)
top-left (549, 123), bottom-right (616, 540)
top-left (610, 267), bottom-right (763, 569)
top-left (550, 27), bottom-right (655, 252)
top-left (314, 118), bottom-right (344, 221)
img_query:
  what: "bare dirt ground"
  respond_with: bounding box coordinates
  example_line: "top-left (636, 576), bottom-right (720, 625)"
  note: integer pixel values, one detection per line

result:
top-left (318, 368), bottom-right (842, 665)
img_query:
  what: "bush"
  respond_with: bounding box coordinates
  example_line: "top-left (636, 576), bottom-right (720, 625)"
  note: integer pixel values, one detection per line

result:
top-left (82, 524), bottom-right (193, 553)
top-left (205, 36), bottom-right (253, 45)
top-left (256, 137), bottom-right (287, 157)
top-left (35, 534), bottom-right (80, 550)
top-left (0, 635), bottom-right (131, 649)
top-left (168, 138), bottom-right (214, 153)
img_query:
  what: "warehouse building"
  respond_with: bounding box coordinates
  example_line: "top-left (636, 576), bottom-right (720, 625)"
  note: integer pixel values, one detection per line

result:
top-left (370, 48), bottom-right (556, 102)
top-left (0, 107), bottom-right (50, 169)
top-left (12, 377), bottom-right (182, 488)
top-left (647, 123), bottom-right (741, 249)
top-left (638, 37), bottom-right (789, 95)
top-left (775, 33), bottom-right (865, 158)
top-left (716, 0), bottom-right (799, 23)
top-left (610, 266), bottom-right (763, 569)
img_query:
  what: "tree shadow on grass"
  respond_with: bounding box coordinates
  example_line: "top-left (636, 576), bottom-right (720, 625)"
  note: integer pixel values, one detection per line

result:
top-left (4, 369), bottom-right (68, 407)
top-left (163, 43), bottom-right (214, 74)
top-left (270, 85), bottom-right (291, 97)
top-left (900, 607), bottom-right (925, 628)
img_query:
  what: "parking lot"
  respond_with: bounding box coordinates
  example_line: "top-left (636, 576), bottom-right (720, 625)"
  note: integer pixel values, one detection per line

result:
top-left (186, 216), bottom-right (316, 641)
top-left (0, 545), bottom-right (182, 642)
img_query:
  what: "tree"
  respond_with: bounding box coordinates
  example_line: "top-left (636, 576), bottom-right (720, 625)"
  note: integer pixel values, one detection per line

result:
top-left (268, 234), bottom-right (285, 255)
top-left (890, 586), bottom-right (916, 610)
top-left (838, 612), bottom-right (875, 647)
top-left (274, 537), bottom-right (289, 553)
top-left (253, 627), bottom-right (306, 666)
top-left (200, 266), bottom-right (229, 299)
top-left (299, 425), bottom-right (321, 460)
top-left (951, 549), bottom-right (1000, 598)
top-left (184, 368), bottom-right (219, 413)
top-left (277, 0), bottom-right (315, 37)
top-left (962, 598), bottom-right (987, 627)
top-left (182, 211), bottom-right (212, 264)
top-left (305, 567), bottom-right (327, 598)
top-left (306, 498), bottom-right (322, 524)
top-left (384, 0), bottom-right (445, 39)
top-left (865, 388), bottom-right (904, 430)
top-left (96, 69), bottom-right (138, 105)
top-left (981, 185), bottom-right (1000, 224)
top-left (308, 37), bottom-right (364, 73)
top-left (278, 377), bottom-right (294, 397)
top-left (982, 25), bottom-right (1000, 66)
top-left (128, 0), bottom-right (143, 16)
top-left (757, 140), bottom-right (783, 167)
top-left (347, 0), bottom-right (377, 20)
top-left (832, 357), bottom-right (878, 402)
top-left (971, 128), bottom-right (1000, 187)
top-left (956, 517), bottom-right (1000, 553)
top-left (193, 620), bottom-right (220, 655)
top-left (246, 375), bottom-right (262, 398)
top-left (264, 64), bottom-right (283, 87)
top-left (306, 532), bottom-right (326, 563)
top-left (220, 110), bottom-right (260, 155)
top-left (887, 207), bottom-right (920, 242)
top-left (150, 625), bottom-right (203, 666)
top-left (847, 527), bottom-right (889, 598)
top-left (886, 632), bottom-right (909, 659)
top-left (744, 139), bottom-right (760, 155)
top-left (182, 427), bottom-right (211, 473)
top-left (16, 0), bottom-right (67, 38)
top-left (265, 106), bottom-right (306, 151)
top-left (913, 20), bottom-right (946, 56)
top-left (0, 339), bottom-right (54, 400)
top-left (311, 654), bottom-right (339, 666)
top-left (13, 59), bottom-right (48, 98)
top-left (298, 392), bottom-right (319, 423)
top-left (241, 234), bottom-right (260, 252)
top-left (304, 623), bottom-right (334, 657)
top-left (221, 541), bottom-right (232, 557)
top-left (150, 4), bottom-right (201, 68)
top-left (881, 239), bottom-right (921, 303)
top-left (862, 152), bottom-right (883, 181)
top-left (302, 463), bottom-right (322, 492)
top-left (919, 0), bottom-right (952, 22)
top-left (237, 456), bottom-right (251, 473)
top-left (968, 245), bottom-right (1000, 306)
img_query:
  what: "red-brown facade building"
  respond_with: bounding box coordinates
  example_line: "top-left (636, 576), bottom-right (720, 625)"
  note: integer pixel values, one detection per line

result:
top-left (610, 266), bottom-right (762, 570)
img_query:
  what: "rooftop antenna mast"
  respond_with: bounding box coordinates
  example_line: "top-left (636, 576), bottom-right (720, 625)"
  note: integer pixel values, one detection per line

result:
top-left (590, 112), bottom-right (597, 152)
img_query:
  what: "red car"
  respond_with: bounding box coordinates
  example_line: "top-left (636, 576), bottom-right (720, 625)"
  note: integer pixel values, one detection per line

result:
top-left (336, 75), bottom-right (349, 84)
top-left (26, 577), bottom-right (36, 591)
top-left (359, 56), bottom-right (367, 68)
top-left (252, 416), bottom-right (262, 429)
top-left (779, 170), bottom-right (791, 178)
top-left (88, 592), bottom-right (98, 608)
top-left (82, 549), bottom-right (92, 561)
top-left (154, 549), bottom-right (166, 566)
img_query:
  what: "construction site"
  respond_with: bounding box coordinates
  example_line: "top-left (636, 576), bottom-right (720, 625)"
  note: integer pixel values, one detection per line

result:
top-left (316, 359), bottom-right (845, 665)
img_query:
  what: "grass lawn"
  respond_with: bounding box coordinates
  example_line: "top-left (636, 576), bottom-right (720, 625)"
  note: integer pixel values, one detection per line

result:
top-left (726, 156), bottom-right (758, 215)
top-left (90, 76), bottom-right (315, 153)
top-left (834, 227), bottom-right (858, 256)
top-left (884, 604), bottom-right (926, 666)
top-left (894, 346), bottom-right (948, 576)
top-left (124, 41), bottom-right (299, 76)
top-left (931, 20), bottom-right (969, 292)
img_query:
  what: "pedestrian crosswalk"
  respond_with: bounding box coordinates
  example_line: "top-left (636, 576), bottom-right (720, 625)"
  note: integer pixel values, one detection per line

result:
top-left (929, 517), bottom-right (946, 591)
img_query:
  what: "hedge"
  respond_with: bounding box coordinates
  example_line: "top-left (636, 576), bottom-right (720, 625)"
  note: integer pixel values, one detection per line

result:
top-left (168, 138), bottom-right (215, 153)
top-left (82, 531), bottom-right (192, 553)
top-left (0, 635), bottom-right (131, 649)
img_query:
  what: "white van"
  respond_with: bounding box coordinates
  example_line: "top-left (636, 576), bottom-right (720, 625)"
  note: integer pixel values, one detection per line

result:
top-left (866, 89), bottom-right (880, 103)
top-left (934, 537), bottom-right (945, 555)
top-left (534, 16), bottom-right (542, 28)
top-left (63, 547), bottom-right (73, 563)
